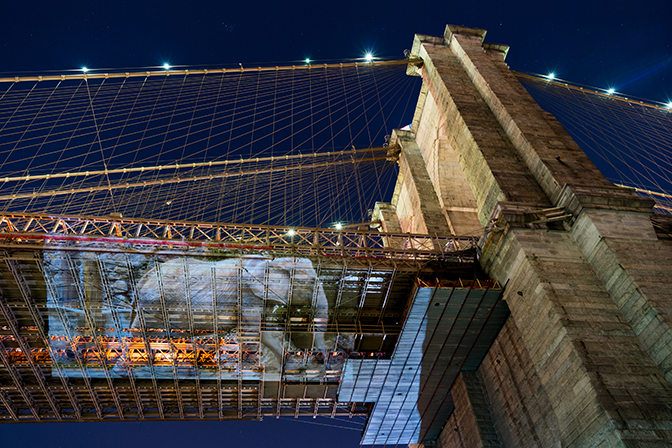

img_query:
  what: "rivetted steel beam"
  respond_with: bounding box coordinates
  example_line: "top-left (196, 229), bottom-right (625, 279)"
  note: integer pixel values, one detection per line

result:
top-left (154, 260), bottom-right (185, 420)
top-left (211, 263), bottom-right (223, 420)
top-left (97, 257), bottom-right (144, 419)
top-left (181, 258), bottom-right (204, 419)
top-left (125, 256), bottom-right (165, 419)
top-left (0, 272), bottom-right (62, 420)
top-left (0, 339), bottom-right (39, 420)
top-left (0, 212), bottom-right (478, 270)
top-left (38, 257), bottom-right (103, 420)
top-left (60, 254), bottom-right (123, 419)
top-left (0, 389), bottom-right (18, 421)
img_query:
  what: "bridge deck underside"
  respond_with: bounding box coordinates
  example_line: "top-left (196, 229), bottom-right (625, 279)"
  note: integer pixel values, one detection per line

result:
top-left (0, 252), bottom-right (401, 421)
top-left (0, 214), bottom-right (491, 423)
top-left (0, 233), bottom-right (480, 424)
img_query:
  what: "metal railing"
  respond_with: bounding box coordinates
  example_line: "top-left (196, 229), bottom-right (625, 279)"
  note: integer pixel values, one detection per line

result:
top-left (0, 212), bottom-right (478, 265)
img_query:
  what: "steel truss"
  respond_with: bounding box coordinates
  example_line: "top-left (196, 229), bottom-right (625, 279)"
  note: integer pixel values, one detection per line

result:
top-left (0, 381), bottom-right (368, 420)
top-left (0, 212), bottom-right (476, 422)
top-left (0, 212), bottom-right (477, 270)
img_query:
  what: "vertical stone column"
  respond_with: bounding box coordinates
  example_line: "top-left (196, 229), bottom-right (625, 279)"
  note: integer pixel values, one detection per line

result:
top-left (441, 26), bottom-right (613, 205)
top-left (372, 202), bottom-right (403, 234)
top-left (436, 24), bottom-right (672, 390)
top-left (390, 129), bottom-right (451, 235)
top-left (371, 201), bottom-right (405, 249)
top-left (437, 371), bottom-right (502, 448)
top-left (480, 221), bottom-right (672, 447)
top-left (400, 24), bottom-right (672, 447)
top-left (569, 199), bottom-right (672, 386)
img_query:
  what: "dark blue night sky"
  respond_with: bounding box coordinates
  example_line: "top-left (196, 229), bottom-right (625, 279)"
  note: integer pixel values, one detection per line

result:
top-left (1, 1), bottom-right (670, 102)
top-left (0, 1), bottom-right (670, 447)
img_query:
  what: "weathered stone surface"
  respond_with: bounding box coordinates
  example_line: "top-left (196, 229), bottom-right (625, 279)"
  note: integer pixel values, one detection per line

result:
top-left (394, 23), bottom-right (672, 448)
top-left (411, 76), bottom-right (482, 236)
top-left (479, 316), bottom-right (561, 447)
top-left (444, 25), bottom-right (614, 205)
top-left (480, 226), bottom-right (672, 447)
top-left (437, 371), bottom-right (503, 448)
top-left (572, 209), bottom-right (672, 385)
top-left (372, 202), bottom-right (403, 233)
top-left (415, 38), bottom-right (552, 225)
top-left (391, 129), bottom-right (451, 234)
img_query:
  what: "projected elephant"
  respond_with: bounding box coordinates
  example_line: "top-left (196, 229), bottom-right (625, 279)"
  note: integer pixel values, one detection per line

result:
top-left (118, 256), bottom-right (328, 374)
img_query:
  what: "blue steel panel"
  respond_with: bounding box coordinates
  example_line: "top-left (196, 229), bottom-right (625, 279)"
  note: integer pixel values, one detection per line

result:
top-left (338, 285), bottom-right (508, 446)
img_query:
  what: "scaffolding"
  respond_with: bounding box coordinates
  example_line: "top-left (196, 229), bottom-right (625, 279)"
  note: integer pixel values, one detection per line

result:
top-left (0, 212), bottom-right (478, 422)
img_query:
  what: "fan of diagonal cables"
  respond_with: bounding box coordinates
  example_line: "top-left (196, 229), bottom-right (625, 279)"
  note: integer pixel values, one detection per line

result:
top-left (518, 73), bottom-right (672, 215)
top-left (0, 61), bottom-right (420, 227)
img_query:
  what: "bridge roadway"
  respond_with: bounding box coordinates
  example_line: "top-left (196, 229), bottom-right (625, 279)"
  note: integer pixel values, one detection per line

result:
top-left (0, 211), bottom-right (477, 267)
top-left (0, 211), bottom-right (481, 422)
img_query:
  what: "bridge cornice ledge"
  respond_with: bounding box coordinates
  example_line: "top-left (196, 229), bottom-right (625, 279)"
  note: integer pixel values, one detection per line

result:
top-left (444, 25), bottom-right (487, 43)
top-left (557, 183), bottom-right (657, 215)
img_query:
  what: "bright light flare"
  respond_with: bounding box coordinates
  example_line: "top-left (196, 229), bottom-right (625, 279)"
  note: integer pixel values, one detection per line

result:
top-left (287, 229), bottom-right (296, 236)
top-left (334, 222), bottom-right (343, 230)
top-left (606, 88), bottom-right (615, 95)
top-left (364, 53), bottom-right (374, 62)
top-left (547, 72), bottom-right (555, 80)
top-left (305, 58), bottom-right (311, 64)
top-left (81, 67), bottom-right (89, 73)
top-left (163, 63), bottom-right (171, 70)
top-left (666, 101), bottom-right (672, 109)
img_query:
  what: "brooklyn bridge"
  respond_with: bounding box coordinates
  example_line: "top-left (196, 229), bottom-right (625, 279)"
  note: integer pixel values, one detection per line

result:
top-left (0, 24), bottom-right (671, 447)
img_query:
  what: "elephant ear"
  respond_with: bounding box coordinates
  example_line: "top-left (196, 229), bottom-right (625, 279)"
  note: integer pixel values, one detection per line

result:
top-left (247, 258), bottom-right (294, 305)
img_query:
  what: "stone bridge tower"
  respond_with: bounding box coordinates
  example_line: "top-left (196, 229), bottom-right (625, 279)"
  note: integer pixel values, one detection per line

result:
top-left (379, 25), bottom-right (672, 447)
